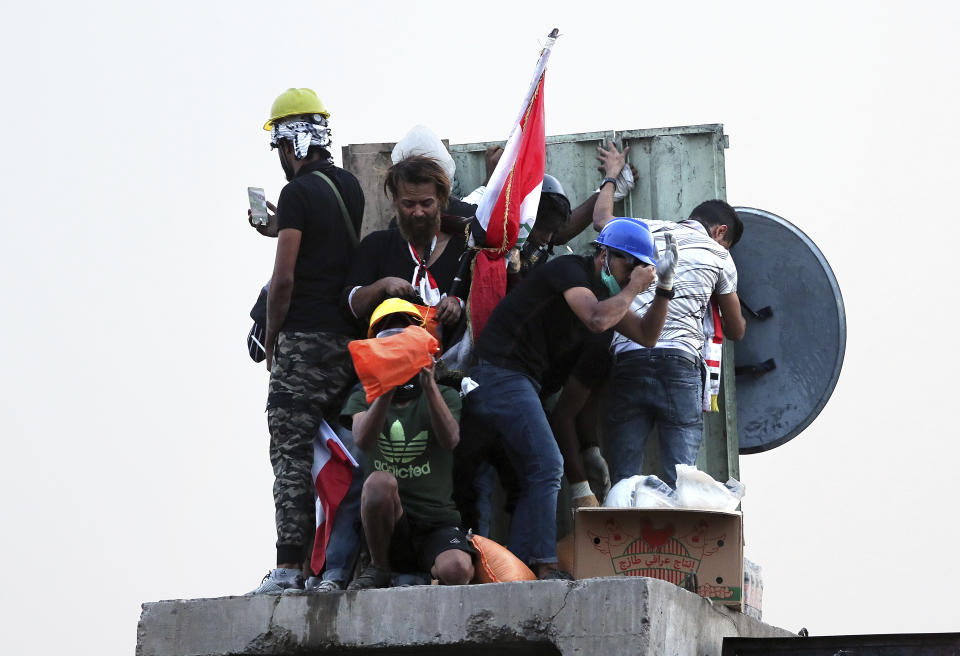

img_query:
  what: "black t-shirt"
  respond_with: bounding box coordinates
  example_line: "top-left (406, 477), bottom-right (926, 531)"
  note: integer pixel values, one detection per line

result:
top-left (475, 254), bottom-right (606, 383)
top-left (345, 228), bottom-right (469, 320)
top-left (276, 159), bottom-right (364, 334)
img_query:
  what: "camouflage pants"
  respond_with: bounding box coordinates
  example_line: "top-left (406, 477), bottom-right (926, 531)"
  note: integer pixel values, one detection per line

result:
top-left (267, 331), bottom-right (355, 558)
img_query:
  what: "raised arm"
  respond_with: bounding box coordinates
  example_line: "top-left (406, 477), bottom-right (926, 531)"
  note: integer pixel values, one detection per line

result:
top-left (593, 143), bottom-right (630, 231)
top-left (351, 389), bottom-right (397, 451)
top-left (420, 366), bottom-right (459, 450)
top-left (552, 193), bottom-right (598, 245)
top-left (562, 264), bottom-right (656, 333)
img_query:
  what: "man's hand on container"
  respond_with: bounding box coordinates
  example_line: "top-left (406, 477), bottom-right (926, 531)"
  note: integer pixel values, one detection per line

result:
top-left (596, 142), bottom-right (630, 179)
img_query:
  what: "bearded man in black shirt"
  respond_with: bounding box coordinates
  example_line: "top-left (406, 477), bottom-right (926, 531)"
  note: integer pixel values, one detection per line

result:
top-left (462, 218), bottom-right (678, 579)
top-left (346, 156), bottom-right (469, 335)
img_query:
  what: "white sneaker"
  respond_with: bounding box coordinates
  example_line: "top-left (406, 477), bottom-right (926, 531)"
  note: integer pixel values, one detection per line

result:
top-left (246, 568), bottom-right (304, 595)
top-left (302, 577), bottom-right (343, 592)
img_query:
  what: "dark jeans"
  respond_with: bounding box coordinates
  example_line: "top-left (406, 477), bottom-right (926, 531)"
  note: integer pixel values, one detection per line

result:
top-left (605, 349), bottom-right (703, 487)
top-left (462, 361), bottom-right (563, 565)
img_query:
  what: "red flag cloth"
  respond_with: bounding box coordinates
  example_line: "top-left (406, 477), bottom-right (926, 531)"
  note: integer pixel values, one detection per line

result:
top-left (310, 420), bottom-right (358, 574)
top-left (348, 326), bottom-right (439, 403)
top-left (470, 69), bottom-right (548, 340)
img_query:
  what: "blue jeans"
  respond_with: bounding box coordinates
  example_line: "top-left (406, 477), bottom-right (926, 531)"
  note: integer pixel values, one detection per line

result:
top-left (320, 425), bottom-right (365, 582)
top-left (605, 349), bottom-right (703, 488)
top-left (464, 361), bottom-right (563, 565)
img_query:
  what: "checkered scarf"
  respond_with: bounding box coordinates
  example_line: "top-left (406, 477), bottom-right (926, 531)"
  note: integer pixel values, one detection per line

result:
top-left (270, 114), bottom-right (332, 159)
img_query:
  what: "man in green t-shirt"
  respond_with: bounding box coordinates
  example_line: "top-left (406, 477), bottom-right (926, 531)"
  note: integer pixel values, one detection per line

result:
top-left (342, 299), bottom-right (476, 590)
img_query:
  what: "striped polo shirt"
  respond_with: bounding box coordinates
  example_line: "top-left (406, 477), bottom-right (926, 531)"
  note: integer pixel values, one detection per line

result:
top-left (612, 220), bottom-right (738, 358)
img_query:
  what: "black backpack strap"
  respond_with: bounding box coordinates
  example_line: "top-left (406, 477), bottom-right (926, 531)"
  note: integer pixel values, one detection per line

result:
top-left (311, 170), bottom-right (359, 248)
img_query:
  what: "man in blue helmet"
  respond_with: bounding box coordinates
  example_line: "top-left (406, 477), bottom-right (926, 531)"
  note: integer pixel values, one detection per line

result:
top-left (594, 142), bottom-right (746, 489)
top-left (462, 218), bottom-right (678, 578)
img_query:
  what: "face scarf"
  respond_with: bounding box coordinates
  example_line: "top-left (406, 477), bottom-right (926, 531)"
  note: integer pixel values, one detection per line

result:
top-left (270, 115), bottom-right (333, 159)
top-left (600, 251), bottom-right (621, 296)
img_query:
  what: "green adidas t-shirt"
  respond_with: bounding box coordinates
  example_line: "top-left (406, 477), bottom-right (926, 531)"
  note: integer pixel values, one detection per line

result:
top-left (342, 385), bottom-right (462, 527)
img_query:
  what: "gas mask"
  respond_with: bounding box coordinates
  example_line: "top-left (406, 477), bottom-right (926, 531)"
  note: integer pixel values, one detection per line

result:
top-left (519, 239), bottom-right (551, 272)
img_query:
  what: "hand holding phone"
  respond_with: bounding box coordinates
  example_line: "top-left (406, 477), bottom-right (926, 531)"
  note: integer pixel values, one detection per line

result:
top-left (248, 187), bottom-right (269, 227)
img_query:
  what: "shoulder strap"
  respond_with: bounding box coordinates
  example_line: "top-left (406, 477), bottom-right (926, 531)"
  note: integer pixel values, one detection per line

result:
top-left (311, 170), bottom-right (359, 248)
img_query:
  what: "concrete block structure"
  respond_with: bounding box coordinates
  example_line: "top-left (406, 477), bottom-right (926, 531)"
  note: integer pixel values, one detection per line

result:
top-left (137, 577), bottom-right (793, 655)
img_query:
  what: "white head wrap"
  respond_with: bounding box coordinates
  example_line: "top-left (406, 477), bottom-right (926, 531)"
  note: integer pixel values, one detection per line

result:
top-left (391, 125), bottom-right (456, 183)
top-left (270, 114), bottom-right (332, 159)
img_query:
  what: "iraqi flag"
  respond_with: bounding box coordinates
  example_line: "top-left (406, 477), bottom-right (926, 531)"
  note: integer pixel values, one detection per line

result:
top-left (310, 419), bottom-right (358, 574)
top-left (469, 29), bottom-right (557, 339)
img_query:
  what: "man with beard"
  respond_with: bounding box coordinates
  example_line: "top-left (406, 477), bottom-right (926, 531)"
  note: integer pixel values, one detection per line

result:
top-left (345, 156), bottom-right (468, 340)
top-left (249, 88), bottom-right (365, 594)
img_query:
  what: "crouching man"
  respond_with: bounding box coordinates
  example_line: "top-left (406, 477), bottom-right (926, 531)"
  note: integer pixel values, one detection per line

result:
top-left (342, 299), bottom-right (476, 589)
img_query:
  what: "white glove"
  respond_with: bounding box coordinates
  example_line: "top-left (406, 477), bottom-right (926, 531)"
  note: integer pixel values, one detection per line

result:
top-left (593, 164), bottom-right (635, 201)
top-left (582, 446), bottom-right (611, 501)
top-left (656, 232), bottom-right (679, 291)
top-left (612, 164), bottom-right (635, 201)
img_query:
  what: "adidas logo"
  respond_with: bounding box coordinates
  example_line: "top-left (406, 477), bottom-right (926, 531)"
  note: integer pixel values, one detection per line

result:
top-left (449, 537), bottom-right (461, 544)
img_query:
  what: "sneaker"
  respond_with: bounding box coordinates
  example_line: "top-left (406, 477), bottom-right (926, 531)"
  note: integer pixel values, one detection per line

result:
top-left (246, 568), bottom-right (305, 595)
top-left (346, 564), bottom-right (391, 591)
top-left (539, 568), bottom-right (574, 581)
top-left (303, 577), bottom-right (344, 592)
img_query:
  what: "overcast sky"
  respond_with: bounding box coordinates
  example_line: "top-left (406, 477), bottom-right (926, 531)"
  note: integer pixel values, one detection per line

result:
top-left (2, 2), bottom-right (958, 653)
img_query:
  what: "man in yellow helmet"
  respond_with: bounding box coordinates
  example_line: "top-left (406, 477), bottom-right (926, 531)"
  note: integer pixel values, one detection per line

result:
top-left (249, 89), bottom-right (367, 595)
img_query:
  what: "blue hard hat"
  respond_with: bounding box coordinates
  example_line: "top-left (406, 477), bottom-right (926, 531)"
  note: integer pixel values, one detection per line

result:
top-left (596, 218), bottom-right (658, 266)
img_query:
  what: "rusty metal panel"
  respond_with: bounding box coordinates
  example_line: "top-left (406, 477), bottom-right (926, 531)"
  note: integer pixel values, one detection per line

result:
top-left (342, 124), bottom-right (736, 482)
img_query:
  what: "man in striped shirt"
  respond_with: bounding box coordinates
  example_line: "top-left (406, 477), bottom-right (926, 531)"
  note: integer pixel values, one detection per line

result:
top-left (593, 142), bottom-right (746, 487)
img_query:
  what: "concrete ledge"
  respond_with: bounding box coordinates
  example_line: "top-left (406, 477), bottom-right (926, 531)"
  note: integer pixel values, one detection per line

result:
top-left (137, 577), bottom-right (794, 656)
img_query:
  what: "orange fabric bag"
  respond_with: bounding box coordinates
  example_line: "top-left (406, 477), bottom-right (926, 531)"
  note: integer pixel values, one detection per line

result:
top-left (469, 533), bottom-right (536, 584)
top-left (348, 326), bottom-right (439, 403)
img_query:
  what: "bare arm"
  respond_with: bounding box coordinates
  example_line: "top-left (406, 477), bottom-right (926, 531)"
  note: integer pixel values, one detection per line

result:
top-left (265, 228), bottom-right (301, 369)
top-left (350, 277), bottom-right (417, 319)
top-left (420, 366), bottom-right (459, 450)
top-left (716, 292), bottom-right (746, 341)
top-left (553, 193), bottom-right (598, 245)
top-left (351, 389), bottom-right (396, 451)
top-left (614, 295), bottom-right (669, 347)
top-left (562, 264), bottom-right (656, 333)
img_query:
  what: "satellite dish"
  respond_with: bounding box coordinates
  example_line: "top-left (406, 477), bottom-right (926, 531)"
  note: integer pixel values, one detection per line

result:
top-left (731, 207), bottom-right (846, 454)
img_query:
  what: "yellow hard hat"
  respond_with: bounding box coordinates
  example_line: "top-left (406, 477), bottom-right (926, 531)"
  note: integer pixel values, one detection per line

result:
top-left (368, 298), bottom-right (424, 337)
top-left (263, 88), bottom-right (330, 131)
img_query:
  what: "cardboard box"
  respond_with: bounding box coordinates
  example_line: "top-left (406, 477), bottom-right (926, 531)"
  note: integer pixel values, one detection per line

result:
top-left (573, 507), bottom-right (743, 609)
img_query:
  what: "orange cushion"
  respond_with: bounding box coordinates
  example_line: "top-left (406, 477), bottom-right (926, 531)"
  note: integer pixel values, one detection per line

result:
top-left (348, 326), bottom-right (439, 403)
top-left (469, 534), bottom-right (536, 583)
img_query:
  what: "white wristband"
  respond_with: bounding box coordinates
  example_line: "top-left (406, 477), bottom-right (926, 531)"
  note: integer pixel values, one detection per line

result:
top-left (570, 480), bottom-right (593, 499)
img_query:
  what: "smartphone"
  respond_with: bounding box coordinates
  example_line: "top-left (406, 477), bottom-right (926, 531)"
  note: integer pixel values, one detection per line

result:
top-left (248, 187), bottom-right (269, 226)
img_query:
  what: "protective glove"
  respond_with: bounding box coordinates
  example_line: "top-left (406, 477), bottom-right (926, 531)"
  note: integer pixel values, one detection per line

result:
top-left (593, 163), bottom-right (636, 201)
top-left (581, 446), bottom-right (611, 501)
top-left (656, 232), bottom-right (679, 291)
top-left (612, 164), bottom-right (635, 201)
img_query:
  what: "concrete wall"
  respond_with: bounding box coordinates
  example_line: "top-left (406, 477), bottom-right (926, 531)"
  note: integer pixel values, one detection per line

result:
top-left (138, 577), bottom-right (793, 656)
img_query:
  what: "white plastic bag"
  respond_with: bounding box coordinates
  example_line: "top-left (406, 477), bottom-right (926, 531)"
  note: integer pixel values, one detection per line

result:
top-left (673, 464), bottom-right (745, 511)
